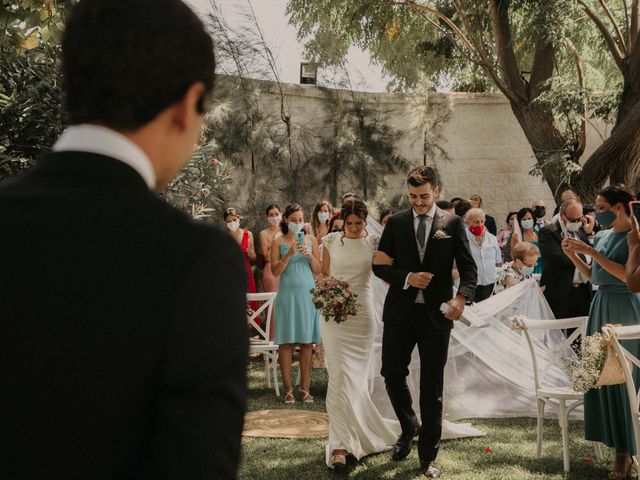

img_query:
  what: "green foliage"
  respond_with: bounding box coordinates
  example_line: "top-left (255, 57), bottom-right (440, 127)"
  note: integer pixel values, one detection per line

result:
top-left (0, 44), bottom-right (65, 180)
top-left (163, 143), bottom-right (233, 220)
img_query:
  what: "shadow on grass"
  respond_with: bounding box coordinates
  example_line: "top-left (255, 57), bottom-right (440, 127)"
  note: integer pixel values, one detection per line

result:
top-left (241, 357), bottom-right (616, 480)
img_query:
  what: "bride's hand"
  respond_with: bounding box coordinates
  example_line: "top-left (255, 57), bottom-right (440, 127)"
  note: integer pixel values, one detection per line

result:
top-left (373, 250), bottom-right (394, 266)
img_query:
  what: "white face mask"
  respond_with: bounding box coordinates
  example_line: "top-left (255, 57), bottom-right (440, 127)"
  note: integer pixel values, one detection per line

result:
top-left (521, 219), bottom-right (534, 230)
top-left (318, 212), bottom-right (330, 223)
top-left (288, 222), bottom-right (304, 234)
top-left (565, 221), bottom-right (582, 232)
top-left (268, 215), bottom-right (282, 226)
top-left (226, 220), bottom-right (240, 231)
top-left (520, 264), bottom-right (535, 276)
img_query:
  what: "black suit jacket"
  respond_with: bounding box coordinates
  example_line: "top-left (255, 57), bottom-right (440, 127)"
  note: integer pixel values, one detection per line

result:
top-left (373, 207), bottom-right (477, 329)
top-left (0, 152), bottom-right (248, 479)
top-left (485, 214), bottom-right (497, 236)
top-left (539, 220), bottom-right (590, 301)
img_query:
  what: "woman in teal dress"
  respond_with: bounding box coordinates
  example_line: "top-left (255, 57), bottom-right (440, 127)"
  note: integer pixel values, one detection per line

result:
top-left (563, 185), bottom-right (640, 479)
top-left (270, 203), bottom-right (321, 404)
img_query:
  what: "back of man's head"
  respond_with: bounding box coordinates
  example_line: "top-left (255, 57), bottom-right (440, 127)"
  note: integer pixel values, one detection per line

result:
top-left (63, 0), bottom-right (215, 131)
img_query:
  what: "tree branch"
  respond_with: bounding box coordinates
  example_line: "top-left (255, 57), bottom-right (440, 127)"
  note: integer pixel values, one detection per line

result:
top-left (564, 38), bottom-right (586, 159)
top-left (577, 0), bottom-right (624, 70)
top-left (529, 39), bottom-right (555, 101)
top-left (598, 0), bottom-right (628, 55)
top-left (632, 0), bottom-right (639, 51)
top-left (488, 0), bottom-right (528, 103)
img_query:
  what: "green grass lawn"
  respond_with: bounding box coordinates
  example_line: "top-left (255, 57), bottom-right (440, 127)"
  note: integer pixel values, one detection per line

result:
top-left (239, 357), bottom-right (618, 480)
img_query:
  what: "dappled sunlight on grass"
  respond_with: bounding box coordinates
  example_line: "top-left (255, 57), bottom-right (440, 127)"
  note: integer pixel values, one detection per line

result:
top-left (240, 357), bottom-right (616, 479)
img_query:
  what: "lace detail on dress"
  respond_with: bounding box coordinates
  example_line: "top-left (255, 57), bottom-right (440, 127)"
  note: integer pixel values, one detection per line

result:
top-left (367, 233), bottom-right (380, 252)
top-left (322, 231), bottom-right (342, 254)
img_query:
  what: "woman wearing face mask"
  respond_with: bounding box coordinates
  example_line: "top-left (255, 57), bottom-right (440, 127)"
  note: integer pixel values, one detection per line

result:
top-left (493, 241), bottom-right (540, 294)
top-left (271, 204), bottom-right (321, 404)
top-left (224, 207), bottom-right (258, 313)
top-left (497, 211), bottom-right (517, 261)
top-left (465, 208), bottom-right (502, 302)
top-left (511, 207), bottom-right (542, 274)
top-left (308, 201), bottom-right (334, 244)
top-left (259, 204), bottom-right (282, 339)
top-left (259, 204), bottom-right (283, 293)
top-left (328, 212), bottom-right (344, 233)
top-left (561, 185), bottom-right (640, 479)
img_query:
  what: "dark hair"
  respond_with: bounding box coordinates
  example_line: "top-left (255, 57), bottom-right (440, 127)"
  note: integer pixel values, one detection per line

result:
top-left (450, 197), bottom-right (463, 204)
top-left (62, 0), bottom-right (215, 129)
top-left (436, 200), bottom-right (453, 210)
top-left (583, 203), bottom-right (596, 215)
top-left (505, 211), bottom-right (518, 224)
top-left (340, 199), bottom-right (368, 244)
top-left (280, 203), bottom-right (303, 234)
top-left (265, 204), bottom-right (281, 216)
top-left (328, 212), bottom-right (343, 232)
top-left (598, 184), bottom-right (635, 215)
top-left (223, 207), bottom-right (240, 221)
top-left (407, 166), bottom-right (441, 188)
top-left (379, 208), bottom-right (394, 223)
top-left (311, 200), bottom-right (333, 233)
top-left (454, 199), bottom-right (472, 218)
top-left (517, 207), bottom-right (535, 229)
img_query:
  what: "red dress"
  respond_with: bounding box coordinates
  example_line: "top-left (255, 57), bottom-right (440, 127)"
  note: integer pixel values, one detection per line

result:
top-left (241, 229), bottom-right (259, 316)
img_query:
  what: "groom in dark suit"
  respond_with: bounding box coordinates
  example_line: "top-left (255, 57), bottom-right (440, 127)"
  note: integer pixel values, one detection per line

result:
top-left (0, 1), bottom-right (247, 479)
top-left (373, 166), bottom-right (477, 478)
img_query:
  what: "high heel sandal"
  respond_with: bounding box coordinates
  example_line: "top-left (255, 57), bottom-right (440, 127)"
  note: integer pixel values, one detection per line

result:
top-left (330, 450), bottom-right (347, 469)
top-left (608, 453), bottom-right (633, 479)
top-left (283, 388), bottom-right (295, 405)
top-left (299, 389), bottom-right (314, 403)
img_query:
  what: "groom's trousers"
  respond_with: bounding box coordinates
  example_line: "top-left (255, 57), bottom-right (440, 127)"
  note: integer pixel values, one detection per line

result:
top-left (381, 303), bottom-right (451, 467)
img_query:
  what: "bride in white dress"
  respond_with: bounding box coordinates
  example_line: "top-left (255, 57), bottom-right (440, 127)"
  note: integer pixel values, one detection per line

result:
top-left (320, 199), bottom-right (400, 468)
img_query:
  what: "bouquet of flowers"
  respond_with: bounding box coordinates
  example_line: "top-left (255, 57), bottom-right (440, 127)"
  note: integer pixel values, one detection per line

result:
top-left (310, 276), bottom-right (358, 323)
top-left (563, 331), bottom-right (625, 392)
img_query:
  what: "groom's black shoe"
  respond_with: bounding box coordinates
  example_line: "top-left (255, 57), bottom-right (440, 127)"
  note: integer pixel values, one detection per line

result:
top-left (391, 422), bottom-right (420, 461)
top-left (421, 462), bottom-right (441, 478)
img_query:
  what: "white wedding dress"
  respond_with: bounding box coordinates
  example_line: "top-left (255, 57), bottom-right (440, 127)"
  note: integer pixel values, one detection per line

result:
top-left (320, 232), bottom-right (400, 466)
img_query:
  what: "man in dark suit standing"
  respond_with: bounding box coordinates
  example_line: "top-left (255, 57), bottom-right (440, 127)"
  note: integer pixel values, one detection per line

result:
top-left (539, 199), bottom-right (593, 319)
top-left (0, 1), bottom-right (248, 479)
top-left (373, 166), bottom-right (477, 478)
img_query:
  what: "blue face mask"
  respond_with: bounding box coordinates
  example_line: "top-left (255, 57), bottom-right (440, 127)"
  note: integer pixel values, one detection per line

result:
top-left (595, 209), bottom-right (616, 229)
top-left (520, 265), bottom-right (535, 276)
top-left (318, 212), bottom-right (330, 223)
top-left (288, 222), bottom-right (304, 234)
top-left (521, 219), bottom-right (534, 230)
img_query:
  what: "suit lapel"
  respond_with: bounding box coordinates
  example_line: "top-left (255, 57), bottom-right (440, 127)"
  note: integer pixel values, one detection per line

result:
top-left (422, 207), bottom-right (445, 267)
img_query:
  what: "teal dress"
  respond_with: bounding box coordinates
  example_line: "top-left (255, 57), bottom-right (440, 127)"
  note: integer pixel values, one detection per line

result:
top-left (530, 240), bottom-right (543, 274)
top-left (584, 229), bottom-right (640, 454)
top-left (274, 241), bottom-right (320, 345)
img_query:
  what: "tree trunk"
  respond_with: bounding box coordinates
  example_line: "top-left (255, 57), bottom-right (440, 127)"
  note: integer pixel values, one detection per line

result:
top-left (576, 101), bottom-right (640, 200)
top-left (509, 102), bottom-right (569, 198)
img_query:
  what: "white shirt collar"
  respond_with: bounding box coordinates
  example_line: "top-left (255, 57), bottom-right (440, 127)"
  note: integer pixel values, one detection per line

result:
top-left (413, 203), bottom-right (437, 219)
top-left (52, 124), bottom-right (156, 190)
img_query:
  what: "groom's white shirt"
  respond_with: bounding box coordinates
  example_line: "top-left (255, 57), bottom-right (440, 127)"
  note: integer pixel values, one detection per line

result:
top-left (53, 124), bottom-right (156, 190)
top-left (403, 203), bottom-right (436, 303)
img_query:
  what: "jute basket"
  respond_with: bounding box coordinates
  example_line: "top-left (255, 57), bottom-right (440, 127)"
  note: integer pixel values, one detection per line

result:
top-left (595, 324), bottom-right (626, 387)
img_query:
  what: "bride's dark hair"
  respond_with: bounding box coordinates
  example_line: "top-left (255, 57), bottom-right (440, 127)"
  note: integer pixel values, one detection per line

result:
top-left (340, 199), bottom-right (368, 244)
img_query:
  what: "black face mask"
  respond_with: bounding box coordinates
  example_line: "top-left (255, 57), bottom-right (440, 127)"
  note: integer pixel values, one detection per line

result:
top-left (533, 206), bottom-right (546, 219)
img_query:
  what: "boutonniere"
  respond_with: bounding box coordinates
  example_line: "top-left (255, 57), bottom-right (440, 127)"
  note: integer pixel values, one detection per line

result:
top-left (433, 229), bottom-right (450, 239)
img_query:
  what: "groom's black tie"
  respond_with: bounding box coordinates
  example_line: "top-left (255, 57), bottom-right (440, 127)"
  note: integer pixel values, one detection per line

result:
top-left (417, 214), bottom-right (427, 248)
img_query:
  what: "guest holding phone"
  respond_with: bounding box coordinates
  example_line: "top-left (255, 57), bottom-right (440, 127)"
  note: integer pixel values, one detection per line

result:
top-left (271, 204), bottom-right (321, 404)
top-left (562, 185), bottom-right (640, 479)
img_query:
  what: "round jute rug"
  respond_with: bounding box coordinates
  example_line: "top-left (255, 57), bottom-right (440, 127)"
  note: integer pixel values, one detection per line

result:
top-left (243, 409), bottom-right (329, 439)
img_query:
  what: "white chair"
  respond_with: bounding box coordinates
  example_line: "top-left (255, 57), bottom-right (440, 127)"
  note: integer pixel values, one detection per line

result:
top-left (603, 324), bottom-right (640, 471)
top-left (516, 316), bottom-right (602, 472)
top-left (247, 292), bottom-right (279, 397)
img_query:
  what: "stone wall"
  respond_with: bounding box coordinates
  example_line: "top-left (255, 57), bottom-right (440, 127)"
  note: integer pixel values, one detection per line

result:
top-left (225, 79), bottom-right (608, 228)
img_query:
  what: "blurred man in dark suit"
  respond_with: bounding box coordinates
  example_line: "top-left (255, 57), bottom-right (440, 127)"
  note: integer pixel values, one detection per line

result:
top-left (539, 199), bottom-right (592, 319)
top-left (0, 1), bottom-right (248, 479)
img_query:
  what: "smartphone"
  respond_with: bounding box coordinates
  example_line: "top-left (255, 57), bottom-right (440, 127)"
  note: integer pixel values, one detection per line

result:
top-left (294, 231), bottom-right (305, 245)
top-left (630, 201), bottom-right (640, 230)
